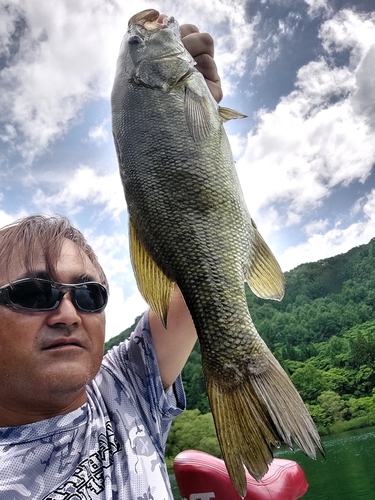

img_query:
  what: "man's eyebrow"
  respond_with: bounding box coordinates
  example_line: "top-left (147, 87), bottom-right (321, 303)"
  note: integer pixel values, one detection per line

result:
top-left (15, 272), bottom-right (98, 283)
top-left (17, 270), bottom-right (51, 281)
top-left (72, 274), bottom-right (98, 284)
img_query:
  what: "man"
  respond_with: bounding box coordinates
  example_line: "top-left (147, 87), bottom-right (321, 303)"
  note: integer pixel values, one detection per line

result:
top-left (0, 20), bottom-right (221, 500)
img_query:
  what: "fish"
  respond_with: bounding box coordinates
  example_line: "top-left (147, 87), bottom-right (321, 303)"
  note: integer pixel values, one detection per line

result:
top-left (111, 9), bottom-right (323, 497)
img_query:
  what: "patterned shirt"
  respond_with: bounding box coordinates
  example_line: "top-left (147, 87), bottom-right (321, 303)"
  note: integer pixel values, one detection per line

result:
top-left (0, 313), bottom-right (185, 499)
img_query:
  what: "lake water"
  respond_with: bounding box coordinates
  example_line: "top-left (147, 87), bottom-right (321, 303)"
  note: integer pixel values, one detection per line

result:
top-left (170, 426), bottom-right (375, 499)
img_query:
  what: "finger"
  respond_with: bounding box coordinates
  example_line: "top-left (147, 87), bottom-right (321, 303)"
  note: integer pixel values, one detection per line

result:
top-left (206, 80), bottom-right (223, 103)
top-left (194, 53), bottom-right (219, 85)
top-left (180, 23), bottom-right (199, 39)
top-left (181, 32), bottom-right (215, 59)
top-left (180, 27), bottom-right (223, 103)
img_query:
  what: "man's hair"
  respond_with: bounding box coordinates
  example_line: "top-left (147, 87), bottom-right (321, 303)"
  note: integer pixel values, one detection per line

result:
top-left (0, 215), bottom-right (108, 288)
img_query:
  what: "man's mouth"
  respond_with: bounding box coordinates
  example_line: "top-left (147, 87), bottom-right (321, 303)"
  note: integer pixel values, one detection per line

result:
top-left (43, 339), bottom-right (83, 350)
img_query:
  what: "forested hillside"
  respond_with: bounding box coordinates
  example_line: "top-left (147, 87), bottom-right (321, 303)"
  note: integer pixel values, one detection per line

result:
top-left (105, 238), bottom-right (375, 455)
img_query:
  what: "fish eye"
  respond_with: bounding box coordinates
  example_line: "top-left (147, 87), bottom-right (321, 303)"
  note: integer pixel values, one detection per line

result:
top-left (128, 35), bottom-right (143, 47)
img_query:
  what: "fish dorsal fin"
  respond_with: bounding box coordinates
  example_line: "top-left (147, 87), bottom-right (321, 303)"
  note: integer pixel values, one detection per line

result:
top-left (219, 106), bottom-right (247, 122)
top-left (184, 86), bottom-right (212, 142)
top-left (245, 219), bottom-right (285, 301)
top-left (129, 220), bottom-right (174, 327)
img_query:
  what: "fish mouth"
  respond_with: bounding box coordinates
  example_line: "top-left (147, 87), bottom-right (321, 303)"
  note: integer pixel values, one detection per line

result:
top-left (128, 9), bottom-right (159, 27)
top-left (128, 9), bottom-right (174, 32)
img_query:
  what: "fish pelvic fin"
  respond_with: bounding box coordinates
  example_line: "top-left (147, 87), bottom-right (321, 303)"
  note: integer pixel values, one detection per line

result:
top-left (129, 220), bottom-right (174, 327)
top-left (245, 219), bottom-right (285, 301)
top-left (219, 106), bottom-right (247, 122)
top-left (205, 350), bottom-right (324, 498)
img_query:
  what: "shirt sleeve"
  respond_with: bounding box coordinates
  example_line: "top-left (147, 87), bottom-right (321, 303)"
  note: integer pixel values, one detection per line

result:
top-left (100, 311), bottom-right (186, 450)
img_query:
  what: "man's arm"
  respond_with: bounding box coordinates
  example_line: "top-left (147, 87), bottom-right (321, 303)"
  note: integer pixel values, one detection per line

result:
top-left (149, 286), bottom-right (197, 390)
top-left (149, 23), bottom-right (222, 388)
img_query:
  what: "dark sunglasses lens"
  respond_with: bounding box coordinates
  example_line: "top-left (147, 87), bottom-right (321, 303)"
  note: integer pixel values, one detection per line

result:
top-left (9, 281), bottom-right (59, 310)
top-left (74, 284), bottom-right (107, 312)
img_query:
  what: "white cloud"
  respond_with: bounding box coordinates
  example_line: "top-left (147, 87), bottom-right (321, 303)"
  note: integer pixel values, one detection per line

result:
top-left (351, 46), bottom-right (375, 130)
top-left (0, 0), bottom-right (257, 162)
top-left (320, 9), bottom-right (375, 64)
top-left (82, 228), bottom-right (147, 339)
top-left (105, 285), bottom-right (147, 340)
top-left (84, 230), bottom-right (131, 283)
top-left (236, 10), bottom-right (375, 232)
top-left (249, 9), bottom-right (304, 77)
top-left (0, 123), bottom-right (17, 143)
top-left (304, 219), bottom-right (329, 236)
top-left (32, 165), bottom-right (126, 219)
top-left (0, 207), bottom-right (29, 230)
top-left (304, 0), bottom-right (332, 18)
top-left (86, 121), bottom-right (110, 146)
top-left (279, 190), bottom-right (375, 272)
top-left (0, 0), bottom-right (150, 162)
top-left (227, 133), bottom-right (247, 160)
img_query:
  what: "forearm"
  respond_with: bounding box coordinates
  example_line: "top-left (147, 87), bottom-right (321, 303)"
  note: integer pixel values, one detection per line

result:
top-left (149, 286), bottom-right (197, 389)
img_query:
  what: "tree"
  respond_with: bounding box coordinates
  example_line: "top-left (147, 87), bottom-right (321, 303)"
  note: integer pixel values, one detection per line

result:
top-left (317, 391), bottom-right (348, 424)
top-left (324, 336), bottom-right (349, 368)
top-left (166, 409), bottom-right (220, 459)
top-left (290, 363), bottom-right (328, 402)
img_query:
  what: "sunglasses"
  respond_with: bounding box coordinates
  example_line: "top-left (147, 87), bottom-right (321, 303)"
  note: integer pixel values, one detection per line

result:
top-left (0, 278), bottom-right (108, 313)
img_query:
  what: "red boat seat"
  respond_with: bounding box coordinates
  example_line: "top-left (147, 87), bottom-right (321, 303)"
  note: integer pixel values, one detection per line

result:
top-left (173, 450), bottom-right (308, 500)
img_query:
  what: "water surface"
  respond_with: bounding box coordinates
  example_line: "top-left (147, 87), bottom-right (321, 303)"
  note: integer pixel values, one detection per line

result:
top-left (171, 426), bottom-right (375, 499)
top-left (275, 426), bottom-right (375, 499)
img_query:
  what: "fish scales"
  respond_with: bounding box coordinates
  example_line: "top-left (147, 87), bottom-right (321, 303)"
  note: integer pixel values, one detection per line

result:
top-left (115, 82), bottom-right (259, 378)
top-left (112, 9), bottom-right (323, 497)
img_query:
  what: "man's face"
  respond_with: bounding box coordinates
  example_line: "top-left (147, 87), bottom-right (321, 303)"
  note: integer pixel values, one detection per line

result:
top-left (0, 239), bottom-right (106, 424)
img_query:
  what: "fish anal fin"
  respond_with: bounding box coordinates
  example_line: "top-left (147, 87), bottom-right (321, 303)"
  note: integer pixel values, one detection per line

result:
top-left (219, 106), bottom-right (247, 122)
top-left (129, 221), bottom-right (174, 327)
top-left (184, 86), bottom-right (212, 142)
top-left (246, 221), bottom-right (285, 301)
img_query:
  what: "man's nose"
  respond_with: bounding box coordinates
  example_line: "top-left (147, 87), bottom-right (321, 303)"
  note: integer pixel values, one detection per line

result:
top-left (46, 293), bottom-right (82, 327)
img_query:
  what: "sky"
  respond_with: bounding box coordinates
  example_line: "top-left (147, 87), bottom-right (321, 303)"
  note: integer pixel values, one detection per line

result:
top-left (1, 0), bottom-right (375, 340)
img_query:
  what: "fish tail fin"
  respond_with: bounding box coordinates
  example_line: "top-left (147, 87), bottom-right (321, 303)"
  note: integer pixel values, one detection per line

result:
top-left (207, 376), bottom-right (277, 497)
top-left (205, 349), bottom-right (323, 498)
top-left (250, 353), bottom-right (324, 458)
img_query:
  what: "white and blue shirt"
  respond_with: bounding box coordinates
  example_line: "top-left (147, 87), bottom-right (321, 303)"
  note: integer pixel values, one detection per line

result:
top-left (0, 313), bottom-right (185, 499)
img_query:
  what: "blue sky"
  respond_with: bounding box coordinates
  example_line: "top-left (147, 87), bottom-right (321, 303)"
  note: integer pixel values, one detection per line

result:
top-left (1, 0), bottom-right (375, 339)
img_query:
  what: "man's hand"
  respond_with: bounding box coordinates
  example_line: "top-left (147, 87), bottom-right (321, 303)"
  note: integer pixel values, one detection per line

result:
top-left (156, 14), bottom-right (223, 103)
top-left (180, 24), bottom-right (223, 103)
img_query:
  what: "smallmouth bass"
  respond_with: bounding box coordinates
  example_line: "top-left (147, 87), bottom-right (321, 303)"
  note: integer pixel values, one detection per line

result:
top-left (111, 9), bottom-right (323, 497)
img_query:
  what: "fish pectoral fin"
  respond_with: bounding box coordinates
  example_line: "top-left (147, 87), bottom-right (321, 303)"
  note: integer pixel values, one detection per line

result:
top-left (245, 220), bottom-right (285, 301)
top-left (218, 106), bottom-right (247, 122)
top-left (184, 86), bottom-right (212, 141)
top-left (129, 221), bottom-right (174, 327)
